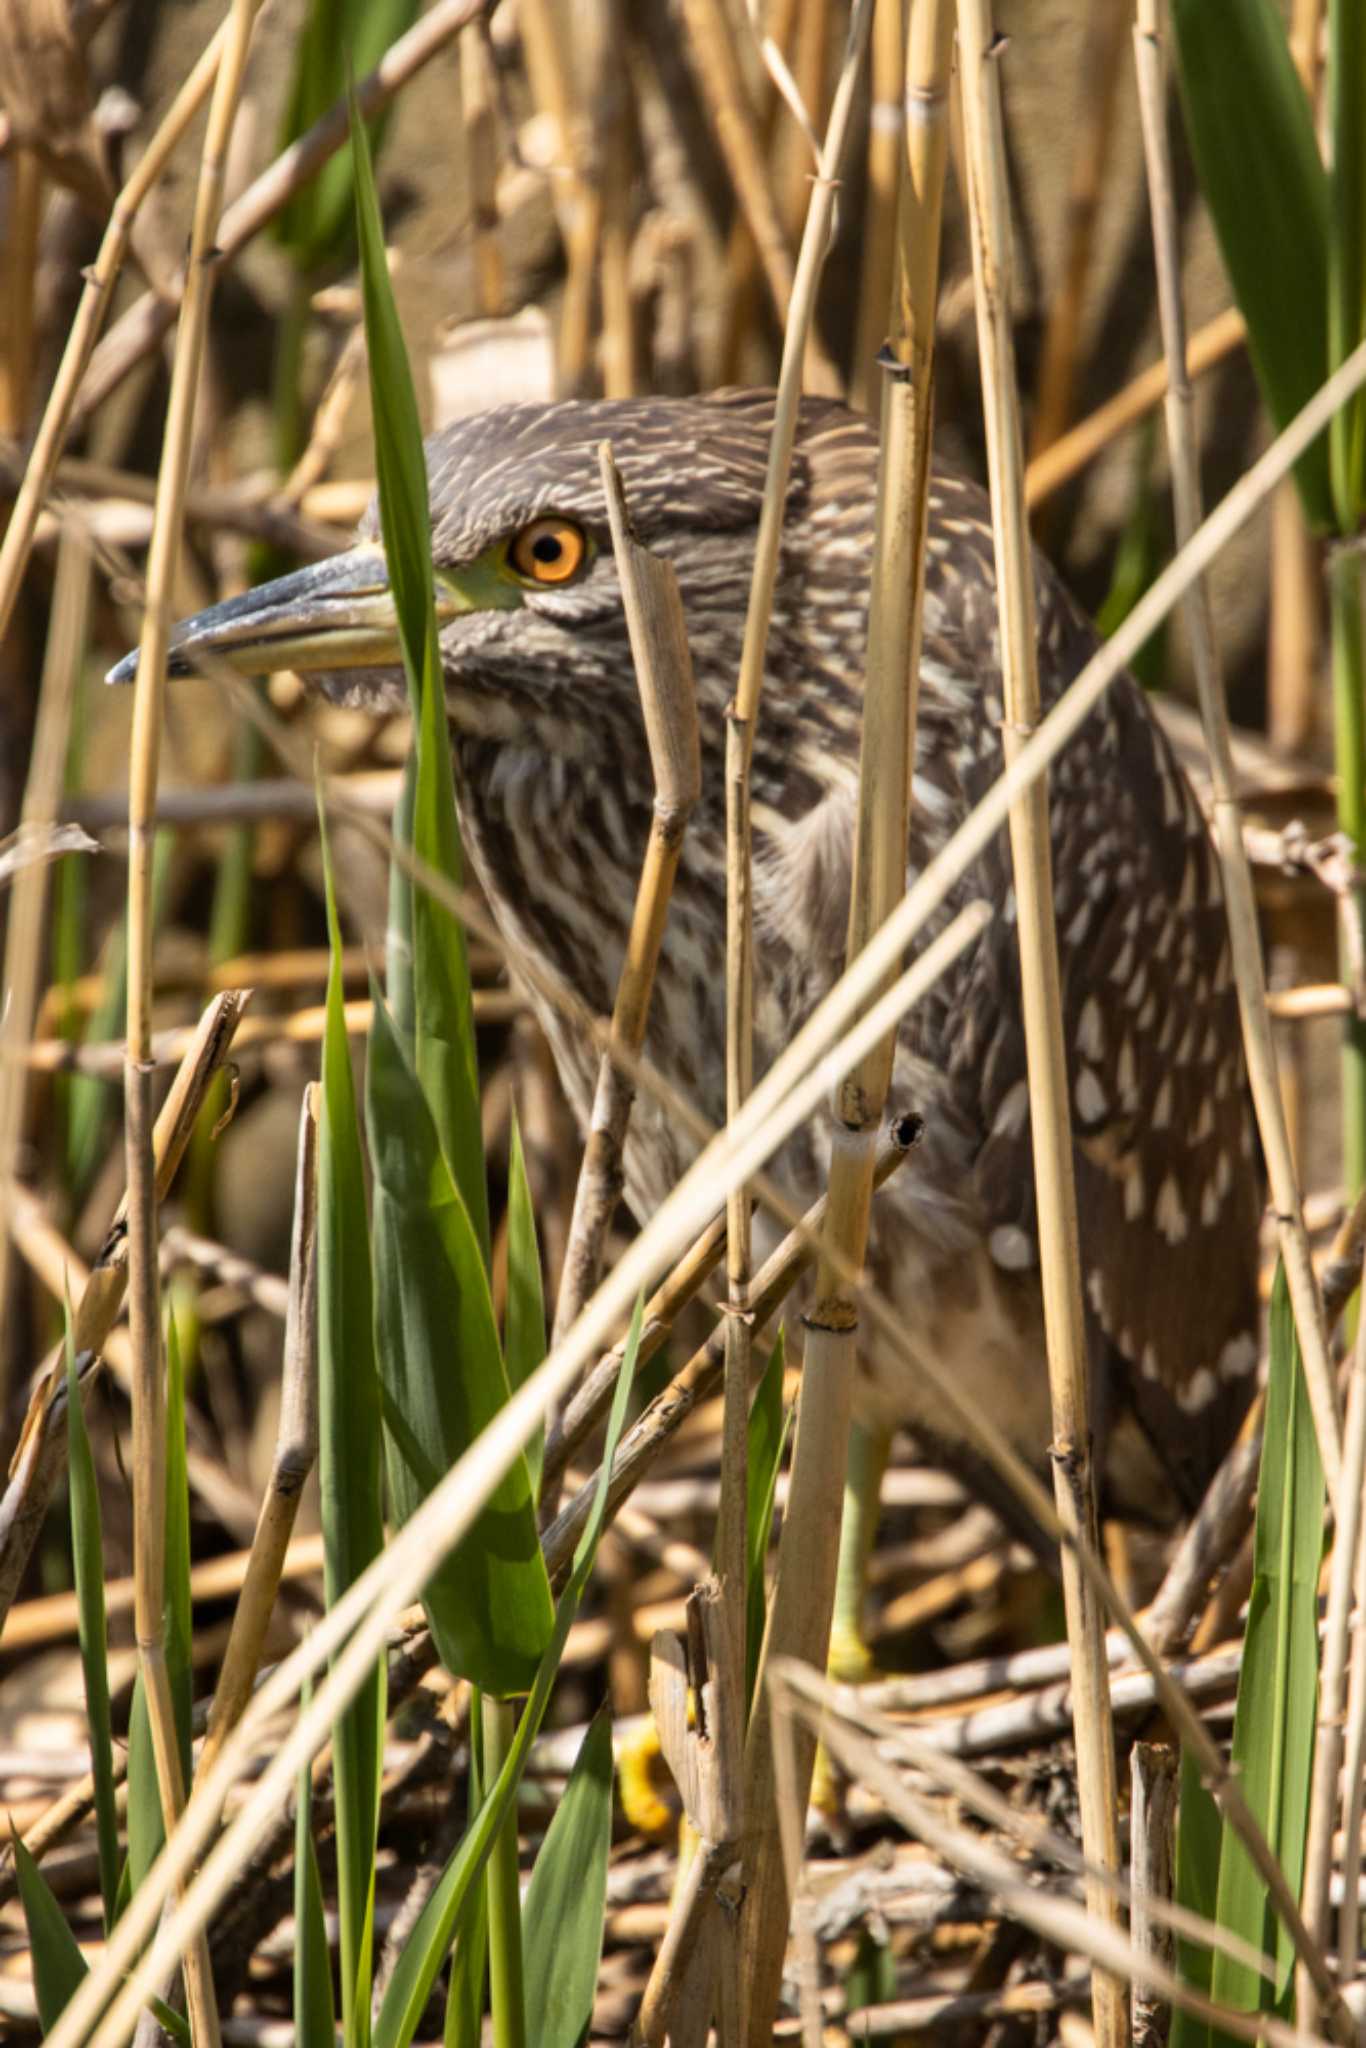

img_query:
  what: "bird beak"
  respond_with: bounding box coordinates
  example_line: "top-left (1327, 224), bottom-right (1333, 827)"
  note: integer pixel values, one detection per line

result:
top-left (105, 545), bottom-right (414, 685)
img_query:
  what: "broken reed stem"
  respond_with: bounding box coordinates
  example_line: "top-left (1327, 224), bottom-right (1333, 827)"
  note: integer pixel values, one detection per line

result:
top-left (1297, 1251), bottom-right (1366, 2028)
top-left (0, 528), bottom-right (95, 1418)
top-left (740, 1), bottom-right (950, 2034)
top-left (1133, 0), bottom-right (1342, 1501)
top-left (549, 447), bottom-right (700, 1356)
top-left (1130, 1743), bottom-right (1179, 2048)
top-left (198, 1090), bottom-right (319, 1776)
top-left (123, 9), bottom-right (262, 2043)
top-left (51, 339), bottom-right (1366, 2048)
top-left (956, 10), bottom-right (1125, 2047)
top-left (0, 24), bottom-right (227, 652)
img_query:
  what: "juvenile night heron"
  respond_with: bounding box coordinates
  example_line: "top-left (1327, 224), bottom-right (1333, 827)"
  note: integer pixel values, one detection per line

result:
top-left (113, 391), bottom-right (1260, 1635)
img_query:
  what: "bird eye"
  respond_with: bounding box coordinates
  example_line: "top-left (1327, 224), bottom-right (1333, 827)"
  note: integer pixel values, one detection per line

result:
top-left (508, 517), bottom-right (587, 585)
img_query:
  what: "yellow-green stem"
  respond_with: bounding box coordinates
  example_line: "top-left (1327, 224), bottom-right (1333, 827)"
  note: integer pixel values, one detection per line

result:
top-left (482, 1694), bottom-right (526, 2048)
top-left (1331, 548), bottom-right (1366, 1204)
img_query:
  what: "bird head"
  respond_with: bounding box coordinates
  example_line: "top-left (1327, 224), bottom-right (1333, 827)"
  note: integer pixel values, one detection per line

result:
top-left (105, 395), bottom-right (824, 752)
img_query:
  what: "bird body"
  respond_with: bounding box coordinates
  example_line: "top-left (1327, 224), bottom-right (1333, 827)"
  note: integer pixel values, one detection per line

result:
top-left (130, 390), bottom-right (1261, 1521)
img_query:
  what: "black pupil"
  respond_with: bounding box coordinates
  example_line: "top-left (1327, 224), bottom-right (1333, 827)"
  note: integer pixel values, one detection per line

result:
top-left (531, 531), bottom-right (564, 565)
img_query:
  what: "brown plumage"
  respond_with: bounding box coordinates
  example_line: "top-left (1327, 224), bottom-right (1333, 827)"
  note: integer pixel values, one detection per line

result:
top-left (133, 389), bottom-right (1262, 1520)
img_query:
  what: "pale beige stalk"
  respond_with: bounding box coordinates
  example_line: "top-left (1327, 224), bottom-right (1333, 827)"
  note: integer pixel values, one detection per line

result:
top-left (739, 0), bottom-right (952, 2033)
top-left (956, 11), bottom-right (1126, 2045)
top-left (1132, 0), bottom-right (1342, 1497)
top-left (122, 6), bottom-right (262, 2042)
top-left (1130, 1743), bottom-right (1179, 2048)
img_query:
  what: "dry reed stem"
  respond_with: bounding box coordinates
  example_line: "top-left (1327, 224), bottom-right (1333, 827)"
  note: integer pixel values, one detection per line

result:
top-left (740, 0), bottom-right (951, 2030)
top-left (69, 0), bottom-right (490, 432)
top-left (121, 11), bottom-right (262, 2039)
top-left (1133, 0), bottom-right (1343, 1500)
top-left (1129, 1743), bottom-right (1178, 2048)
top-left (850, 0), bottom-right (905, 411)
top-left (0, 993), bottom-right (249, 1627)
top-left (459, 19), bottom-right (505, 319)
top-left (45, 903), bottom-right (983, 2048)
top-left (50, 333), bottom-right (1366, 2048)
top-left (0, 145), bottom-right (42, 436)
top-left (1268, 482), bottom-right (1320, 755)
top-left (956, 11), bottom-right (1125, 2043)
top-left (847, 1982), bottom-right (1091, 2034)
top-left (1298, 1250), bottom-right (1366, 2027)
top-left (1027, 0), bottom-right (1130, 463)
top-left (515, 0), bottom-right (597, 390)
top-left (711, 8), bottom-right (877, 2032)
top-left (771, 1662), bottom-right (1335, 2048)
top-left (198, 1089), bottom-right (318, 1777)
top-left (549, 447), bottom-right (700, 1354)
top-left (1024, 305), bottom-right (1246, 509)
top-left (1335, 1533), bottom-right (1366, 1977)
top-left (14, 989), bottom-right (520, 1075)
top-left (0, 23), bottom-right (228, 651)
top-left (0, 528), bottom-right (95, 1414)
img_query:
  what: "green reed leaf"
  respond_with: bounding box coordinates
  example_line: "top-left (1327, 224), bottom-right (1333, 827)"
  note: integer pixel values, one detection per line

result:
top-left (504, 1113), bottom-right (547, 1496)
top-left (64, 1316), bottom-right (119, 1932)
top-left (13, 1831), bottom-right (88, 2030)
top-left (521, 1707), bottom-right (614, 2048)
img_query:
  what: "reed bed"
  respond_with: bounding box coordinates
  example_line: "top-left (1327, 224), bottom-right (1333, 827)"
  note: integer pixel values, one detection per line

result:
top-left (0, 2), bottom-right (1364, 2045)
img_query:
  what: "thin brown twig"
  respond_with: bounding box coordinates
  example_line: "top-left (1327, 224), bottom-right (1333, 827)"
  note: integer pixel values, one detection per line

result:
top-left (1130, 1743), bottom-right (1179, 2048)
top-left (956, 10), bottom-right (1125, 2041)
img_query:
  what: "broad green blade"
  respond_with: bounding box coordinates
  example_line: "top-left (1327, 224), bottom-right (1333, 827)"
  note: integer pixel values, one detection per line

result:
top-left (1210, 1263), bottom-right (1324, 2022)
top-left (745, 1330), bottom-right (789, 1716)
top-left (1170, 0), bottom-right (1333, 529)
top-left (276, 0), bottom-right (420, 272)
top-left (367, 989), bottom-right (552, 1694)
top-left (64, 1321), bottom-right (119, 1932)
top-left (350, 79), bottom-right (489, 1260)
top-left (504, 1113), bottom-right (547, 1495)
top-left (1329, 0), bottom-right (1366, 525)
top-left (13, 1832), bottom-right (89, 2030)
top-left (164, 1317), bottom-right (194, 1792)
top-left (521, 1708), bottom-right (614, 2048)
top-left (374, 1300), bottom-right (645, 2048)
top-left (1170, 1743), bottom-right (1220, 2048)
top-left (294, 1685), bottom-right (336, 2048)
top-left (318, 805), bottom-right (386, 2048)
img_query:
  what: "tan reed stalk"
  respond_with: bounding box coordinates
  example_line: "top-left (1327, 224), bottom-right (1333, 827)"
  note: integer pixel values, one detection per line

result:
top-left (739, 1), bottom-right (952, 2033)
top-left (48, 901), bottom-right (985, 2048)
top-left (777, 0), bottom-right (832, 239)
top-left (51, 334), bottom-right (1366, 2048)
top-left (16, 988), bottom-right (519, 1076)
top-left (851, 0), bottom-right (907, 412)
top-left (460, 18), bottom-right (505, 318)
top-left (69, 0), bottom-right (489, 432)
top-left (0, 527), bottom-right (95, 1413)
top-left (1027, 0), bottom-right (1130, 464)
top-left (0, 144), bottom-right (42, 434)
top-left (197, 1090), bottom-right (318, 1776)
top-left (1130, 1743), bottom-right (1179, 2048)
top-left (1132, 0), bottom-right (1343, 1498)
top-left (955, 12), bottom-right (1126, 2045)
top-left (549, 446), bottom-right (699, 1349)
top-left (122, 8), bottom-right (262, 2041)
top-left (516, 0), bottom-right (599, 391)
top-left (0, 993), bottom-right (249, 1629)
top-left (598, 4), bottom-right (637, 398)
top-left (1335, 1531), bottom-right (1366, 1978)
top-left (713, 0), bottom-right (800, 385)
top-left (1024, 305), bottom-right (1246, 509)
top-left (1267, 483), bottom-right (1320, 754)
top-left (1298, 1251), bottom-right (1366, 2028)
top-left (0, 21), bottom-right (226, 650)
